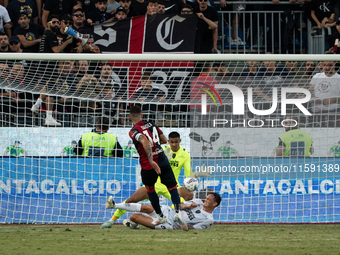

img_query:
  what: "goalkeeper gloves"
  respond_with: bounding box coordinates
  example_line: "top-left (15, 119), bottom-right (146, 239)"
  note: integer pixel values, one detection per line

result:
top-left (193, 163), bottom-right (211, 178)
top-left (164, 147), bottom-right (173, 162)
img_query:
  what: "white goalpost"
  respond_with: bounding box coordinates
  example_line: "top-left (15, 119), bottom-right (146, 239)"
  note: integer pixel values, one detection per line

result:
top-left (1, 53), bottom-right (340, 224)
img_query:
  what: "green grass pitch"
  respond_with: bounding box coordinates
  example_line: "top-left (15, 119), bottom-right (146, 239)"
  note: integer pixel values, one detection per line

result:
top-left (1, 224), bottom-right (340, 255)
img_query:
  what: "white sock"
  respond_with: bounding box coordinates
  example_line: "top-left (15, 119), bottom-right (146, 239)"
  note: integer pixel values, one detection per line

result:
top-left (108, 219), bottom-right (114, 223)
top-left (46, 111), bottom-right (53, 119)
top-left (114, 203), bottom-right (142, 212)
top-left (35, 98), bottom-right (43, 106)
top-left (149, 210), bottom-right (157, 218)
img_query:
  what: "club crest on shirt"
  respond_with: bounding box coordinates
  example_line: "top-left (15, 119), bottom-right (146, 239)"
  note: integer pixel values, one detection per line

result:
top-left (316, 82), bottom-right (332, 93)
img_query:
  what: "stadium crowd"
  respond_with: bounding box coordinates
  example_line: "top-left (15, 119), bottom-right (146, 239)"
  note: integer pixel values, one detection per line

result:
top-left (0, 0), bottom-right (339, 127)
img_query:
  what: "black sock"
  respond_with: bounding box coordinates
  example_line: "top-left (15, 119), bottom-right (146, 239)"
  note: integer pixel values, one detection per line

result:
top-left (147, 190), bottom-right (162, 214)
top-left (169, 188), bottom-right (181, 213)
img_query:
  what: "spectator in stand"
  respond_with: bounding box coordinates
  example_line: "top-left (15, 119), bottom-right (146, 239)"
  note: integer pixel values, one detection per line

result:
top-left (79, 0), bottom-right (96, 17)
top-left (212, 62), bottom-right (231, 77)
top-left (318, 61), bottom-right (324, 72)
top-left (7, 0), bottom-right (38, 30)
top-left (311, 0), bottom-right (335, 30)
top-left (240, 60), bottom-right (259, 78)
top-left (327, 18), bottom-right (340, 53)
top-left (115, 6), bottom-right (127, 20)
top-left (163, 0), bottom-right (184, 14)
top-left (39, 15), bottom-right (73, 53)
top-left (307, 61), bottom-right (340, 113)
top-left (107, 0), bottom-right (121, 13)
top-left (293, 61), bottom-right (316, 99)
top-left (253, 53), bottom-right (293, 102)
top-left (119, 0), bottom-right (139, 18)
top-left (14, 10), bottom-right (44, 52)
top-left (59, 13), bottom-right (83, 53)
top-left (0, 62), bottom-right (15, 115)
top-left (72, 60), bottom-right (101, 112)
top-left (8, 62), bottom-right (37, 112)
top-left (31, 60), bottom-right (79, 126)
top-left (233, 1), bottom-right (246, 45)
top-left (96, 83), bottom-right (125, 126)
top-left (134, 71), bottom-right (165, 122)
top-left (146, 0), bottom-right (158, 15)
top-left (0, 31), bottom-right (9, 52)
top-left (193, 0), bottom-right (218, 53)
top-left (0, 4), bottom-right (12, 37)
top-left (158, 1), bottom-right (165, 14)
top-left (82, 35), bottom-right (96, 52)
top-left (8, 36), bottom-right (22, 52)
top-left (99, 62), bottom-right (123, 96)
top-left (74, 59), bottom-right (90, 81)
top-left (87, 0), bottom-right (115, 25)
top-left (131, 0), bottom-right (147, 15)
top-left (285, 61), bottom-right (299, 77)
top-left (190, 62), bottom-right (218, 127)
top-left (311, 0), bottom-right (336, 50)
top-left (72, 7), bottom-right (90, 34)
top-left (181, 5), bottom-right (217, 54)
top-left (42, 0), bottom-right (79, 28)
top-left (303, 61), bottom-right (316, 80)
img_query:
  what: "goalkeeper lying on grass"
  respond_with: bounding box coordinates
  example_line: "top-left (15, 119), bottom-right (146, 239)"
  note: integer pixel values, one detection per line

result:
top-left (101, 131), bottom-right (212, 228)
top-left (105, 192), bottom-right (221, 231)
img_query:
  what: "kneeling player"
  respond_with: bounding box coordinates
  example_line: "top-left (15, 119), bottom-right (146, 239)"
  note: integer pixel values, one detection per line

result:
top-left (105, 192), bottom-right (221, 231)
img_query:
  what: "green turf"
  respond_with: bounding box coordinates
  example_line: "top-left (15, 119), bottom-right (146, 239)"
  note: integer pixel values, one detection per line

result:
top-left (1, 224), bottom-right (340, 255)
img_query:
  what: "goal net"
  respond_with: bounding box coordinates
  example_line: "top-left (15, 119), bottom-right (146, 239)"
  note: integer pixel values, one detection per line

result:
top-left (1, 53), bottom-right (340, 224)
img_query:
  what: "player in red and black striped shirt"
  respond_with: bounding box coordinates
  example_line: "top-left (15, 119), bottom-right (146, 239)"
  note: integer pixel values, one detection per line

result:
top-left (129, 105), bottom-right (184, 226)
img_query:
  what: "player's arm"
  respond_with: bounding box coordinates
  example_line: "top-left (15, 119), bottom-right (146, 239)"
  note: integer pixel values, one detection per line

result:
top-left (190, 221), bottom-right (214, 230)
top-left (139, 135), bottom-right (161, 174)
top-left (159, 133), bottom-right (167, 144)
top-left (184, 153), bottom-right (191, 178)
top-left (180, 201), bottom-right (197, 210)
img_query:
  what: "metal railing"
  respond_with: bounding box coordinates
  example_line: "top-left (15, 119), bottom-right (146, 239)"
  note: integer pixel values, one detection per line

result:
top-left (219, 10), bottom-right (305, 54)
top-left (215, 1), bottom-right (330, 54)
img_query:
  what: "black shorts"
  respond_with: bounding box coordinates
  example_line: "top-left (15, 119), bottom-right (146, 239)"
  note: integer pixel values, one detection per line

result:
top-left (141, 154), bottom-right (177, 188)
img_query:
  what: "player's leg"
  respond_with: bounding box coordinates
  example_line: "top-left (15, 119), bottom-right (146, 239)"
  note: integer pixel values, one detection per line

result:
top-left (155, 182), bottom-right (186, 204)
top-left (141, 169), bottom-right (167, 225)
top-left (129, 214), bottom-right (155, 229)
top-left (158, 157), bottom-right (187, 226)
top-left (101, 186), bottom-right (149, 228)
top-left (158, 158), bottom-right (181, 212)
top-left (178, 186), bottom-right (194, 201)
top-left (111, 187), bottom-right (148, 219)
